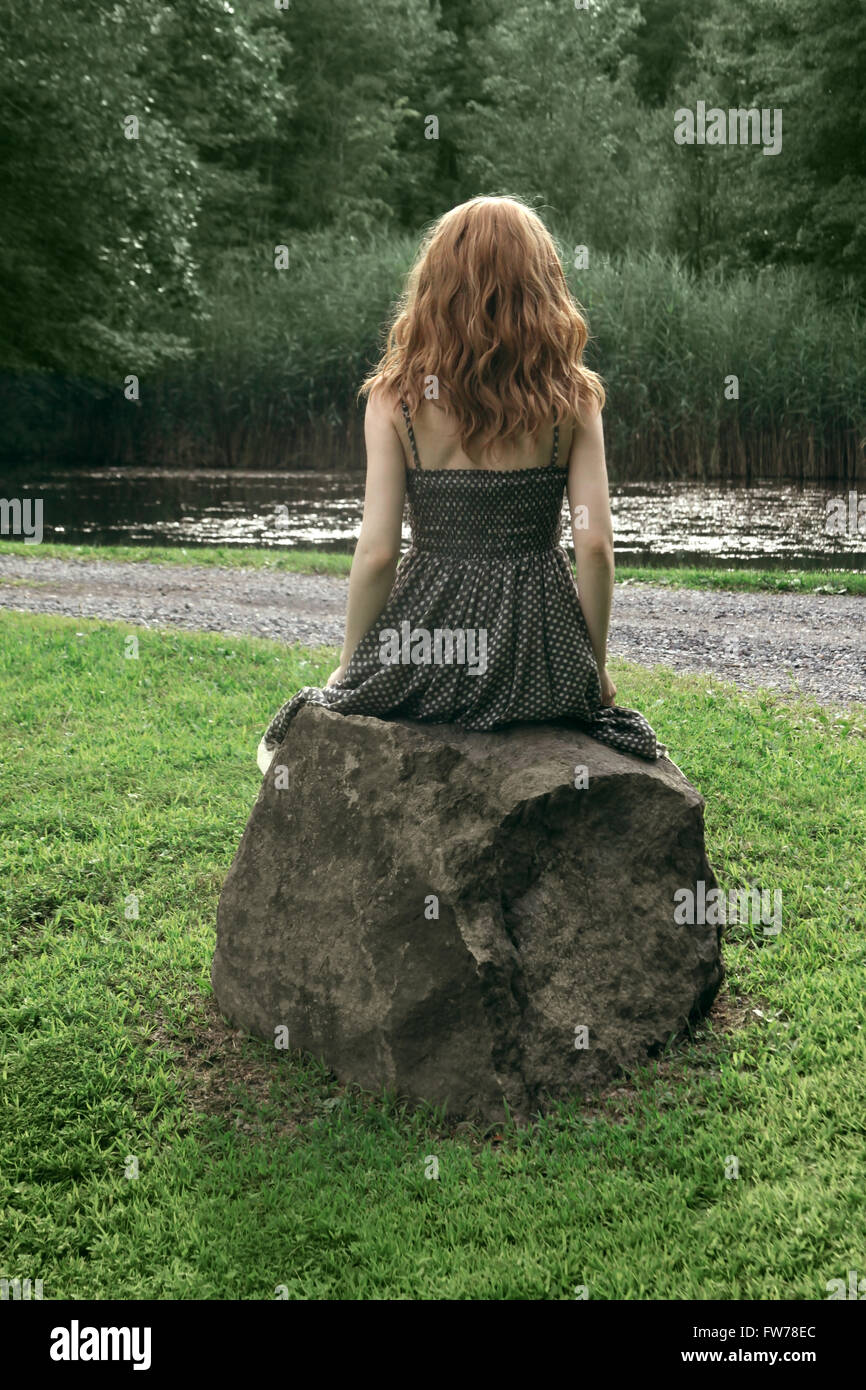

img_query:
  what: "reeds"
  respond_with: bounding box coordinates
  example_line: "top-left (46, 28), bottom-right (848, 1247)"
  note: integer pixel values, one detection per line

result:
top-left (3, 232), bottom-right (863, 481)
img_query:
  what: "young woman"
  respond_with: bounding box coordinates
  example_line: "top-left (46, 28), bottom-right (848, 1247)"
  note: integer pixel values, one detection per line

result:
top-left (257, 195), bottom-right (662, 773)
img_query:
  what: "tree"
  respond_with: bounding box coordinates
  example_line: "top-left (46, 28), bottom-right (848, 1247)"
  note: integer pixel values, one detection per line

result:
top-left (668, 0), bottom-right (866, 282)
top-left (455, 1), bottom-right (662, 253)
top-left (252, 0), bottom-right (446, 235)
top-left (0, 0), bottom-right (289, 376)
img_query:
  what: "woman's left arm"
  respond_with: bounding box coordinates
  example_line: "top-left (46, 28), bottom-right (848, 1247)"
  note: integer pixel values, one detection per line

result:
top-left (327, 387), bottom-right (406, 685)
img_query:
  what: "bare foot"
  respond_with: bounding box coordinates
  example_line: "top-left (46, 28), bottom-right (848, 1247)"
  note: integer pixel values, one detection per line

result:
top-left (257, 737), bottom-right (277, 775)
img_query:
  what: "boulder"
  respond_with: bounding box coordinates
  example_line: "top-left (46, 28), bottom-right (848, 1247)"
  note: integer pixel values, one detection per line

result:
top-left (212, 705), bottom-right (723, 1122)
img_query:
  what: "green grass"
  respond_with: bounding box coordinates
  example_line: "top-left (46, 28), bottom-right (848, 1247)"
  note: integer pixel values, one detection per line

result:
top-left (1, 608), bottom-right (864, 1299)
top-left (616, 566), bottom-right (864, 595)
top-left (2, 540), bottom-right (865, 595)
top-left (0, 541), bottom-right (356, 577)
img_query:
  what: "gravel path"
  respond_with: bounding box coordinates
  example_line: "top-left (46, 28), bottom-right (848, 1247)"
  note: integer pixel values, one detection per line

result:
top-left (1, 552), bottom-right (863, 708)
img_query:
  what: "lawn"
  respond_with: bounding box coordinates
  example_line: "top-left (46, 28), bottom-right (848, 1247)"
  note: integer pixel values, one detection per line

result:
top-left (1, 607), bottom-right (864, 1299)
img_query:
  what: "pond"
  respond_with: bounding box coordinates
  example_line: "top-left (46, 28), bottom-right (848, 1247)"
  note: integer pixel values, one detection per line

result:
top-left (2, 467), bottom-right (864, 569)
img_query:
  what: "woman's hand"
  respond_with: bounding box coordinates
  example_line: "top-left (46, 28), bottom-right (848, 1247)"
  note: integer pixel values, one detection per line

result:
top-left (599, 666), bottom-right (617, 707)
top-left (325, 664), bottom-right (347, 688)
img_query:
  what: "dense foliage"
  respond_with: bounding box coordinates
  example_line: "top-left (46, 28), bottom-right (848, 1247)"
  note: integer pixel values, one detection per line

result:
top-left (0, 0), bottom-right (863, 472)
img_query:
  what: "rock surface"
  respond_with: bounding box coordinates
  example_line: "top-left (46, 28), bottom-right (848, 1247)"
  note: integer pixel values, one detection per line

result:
top-left (212, 705), bottom-right (724, 1122)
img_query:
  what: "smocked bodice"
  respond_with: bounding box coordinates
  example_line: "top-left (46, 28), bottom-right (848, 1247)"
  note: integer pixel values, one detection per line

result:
top-left (405, 466), bottom-right (567, 559)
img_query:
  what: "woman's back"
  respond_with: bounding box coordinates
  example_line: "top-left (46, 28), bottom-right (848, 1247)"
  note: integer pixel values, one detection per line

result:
top-left (399, 394), bottom-right (569, 561)
top-left (396, 398), bottom-right (576, 475)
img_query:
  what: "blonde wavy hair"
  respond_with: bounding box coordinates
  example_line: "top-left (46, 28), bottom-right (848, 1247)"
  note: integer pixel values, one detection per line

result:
top-left (359, 195), bottom-right (604, 453)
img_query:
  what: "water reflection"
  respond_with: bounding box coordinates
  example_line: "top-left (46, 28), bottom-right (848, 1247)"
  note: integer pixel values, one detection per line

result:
top-left (2, 467), bottom-right (864, 569)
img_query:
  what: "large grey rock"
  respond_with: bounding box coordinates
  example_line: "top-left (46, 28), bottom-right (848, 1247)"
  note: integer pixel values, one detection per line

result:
top-left (212, 705), bottom-right (723, 1122)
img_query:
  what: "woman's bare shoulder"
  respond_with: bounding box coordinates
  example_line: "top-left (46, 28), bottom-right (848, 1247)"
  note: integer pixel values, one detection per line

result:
top-left (571, 390), bottom-right (603, 436)
top-left (365, 379), bottom-right (404, 427)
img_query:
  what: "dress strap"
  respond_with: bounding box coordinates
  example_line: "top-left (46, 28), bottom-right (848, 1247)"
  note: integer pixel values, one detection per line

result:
top-left (399, 398), bottom-right (421, 470)
top-left (550, 421), bottom-right (560, 467)
top-left (400, 398), bottom-right (559, 470)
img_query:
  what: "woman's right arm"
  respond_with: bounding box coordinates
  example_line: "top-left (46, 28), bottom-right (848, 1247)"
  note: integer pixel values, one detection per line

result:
top-left (565, 399), bottom-right (617, 705)
top-left (328, 386), bottom-right (405, 683)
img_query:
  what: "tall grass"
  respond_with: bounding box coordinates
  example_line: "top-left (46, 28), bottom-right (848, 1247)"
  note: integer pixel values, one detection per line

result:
top-left (575, 251), bottom-right (865, 483)
top-left (4, 232), bottom-right (864, 481)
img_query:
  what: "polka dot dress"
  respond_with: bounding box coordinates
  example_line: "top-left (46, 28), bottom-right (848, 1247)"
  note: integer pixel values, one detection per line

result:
top-left (261, 401), bottom-right (663, 761)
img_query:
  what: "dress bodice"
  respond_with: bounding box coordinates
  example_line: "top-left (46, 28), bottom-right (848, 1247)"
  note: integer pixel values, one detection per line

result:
top-left (405, 466), bottom-right (567, 559)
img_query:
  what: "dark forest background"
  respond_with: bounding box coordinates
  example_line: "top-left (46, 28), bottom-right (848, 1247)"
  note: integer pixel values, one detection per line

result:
top-left (1, 0), bottom-right (864, 480)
